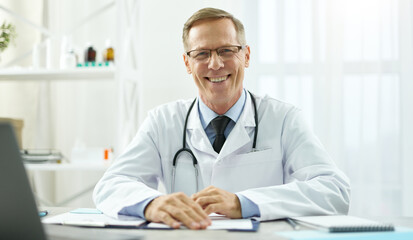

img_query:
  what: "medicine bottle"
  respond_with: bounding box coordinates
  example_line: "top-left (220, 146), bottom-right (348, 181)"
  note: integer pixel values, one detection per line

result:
top-left (84, 42), bottom-right (96, 63)
top-left (61, 49), bottom-right (77, 69)
top-left (103, 39), bottom-right (114, 63)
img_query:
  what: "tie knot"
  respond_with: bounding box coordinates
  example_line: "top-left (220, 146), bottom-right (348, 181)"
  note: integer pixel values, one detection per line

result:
top-left (211, 115), bottom-right (231, 135)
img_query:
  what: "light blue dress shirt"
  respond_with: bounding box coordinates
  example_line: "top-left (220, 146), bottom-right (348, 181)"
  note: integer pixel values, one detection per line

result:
top-left (119, 89), bottom-right (260, 219)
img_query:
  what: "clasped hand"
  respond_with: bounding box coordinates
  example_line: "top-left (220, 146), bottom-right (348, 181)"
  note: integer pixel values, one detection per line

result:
top-left (144, 186), bottom-right (242, 229)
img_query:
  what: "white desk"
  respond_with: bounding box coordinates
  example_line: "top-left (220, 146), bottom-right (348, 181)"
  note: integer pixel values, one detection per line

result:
top-left (25, 162), bottom-right (110, 207)
top-left (43, 207), bottom-right (413, 240)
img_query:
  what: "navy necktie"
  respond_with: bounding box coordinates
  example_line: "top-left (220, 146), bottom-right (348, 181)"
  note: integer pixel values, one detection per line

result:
top-left (211, 115), bottom-right (231, 153)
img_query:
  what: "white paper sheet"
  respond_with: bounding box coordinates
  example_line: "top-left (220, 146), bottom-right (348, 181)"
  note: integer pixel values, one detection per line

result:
top-left (146, 214), bottom-right (253, 230)
top-left (42, 212), bottom-right (146, 228)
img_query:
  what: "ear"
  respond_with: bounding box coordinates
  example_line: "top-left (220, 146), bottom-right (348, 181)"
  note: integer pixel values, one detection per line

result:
top-left (244, 45), bottom-right (251, 68)
top-left (183, 54), bottom-right (192, 74)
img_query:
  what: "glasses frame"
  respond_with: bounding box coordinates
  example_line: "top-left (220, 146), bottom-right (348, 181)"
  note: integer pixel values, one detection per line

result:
top-left (186, 45), bottom-right (246, 61)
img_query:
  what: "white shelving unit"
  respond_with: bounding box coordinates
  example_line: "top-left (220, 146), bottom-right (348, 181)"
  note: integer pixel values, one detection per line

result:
top-left (0, 68), bottom-right (115, 81)
top-left (0, 0), bottom-right (140, 207)
top-left (25, 162), bottom-right (110, 207)
top-left (24, 162), bottom-right (110, 171)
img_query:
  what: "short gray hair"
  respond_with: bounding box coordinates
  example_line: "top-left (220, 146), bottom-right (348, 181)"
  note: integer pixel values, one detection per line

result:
top-left (182, 8), bottom-right (246, 51)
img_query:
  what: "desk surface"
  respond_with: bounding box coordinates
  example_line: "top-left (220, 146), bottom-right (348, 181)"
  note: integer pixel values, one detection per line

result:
top-left (42, 207), bottom-right (413, 240)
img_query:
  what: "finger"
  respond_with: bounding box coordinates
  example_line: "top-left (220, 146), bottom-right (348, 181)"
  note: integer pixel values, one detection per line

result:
top-left (204, 200), bottom-right (242, 219)
top-left (182, 205), bottom-right (211, 228)
top-left (192, 186), bottom-right (215, 200)
top-left (204, 203), bottom-right (221, 216)
top-left (194, 195), bottom-right (220, 209)
top-left (164, 194), bottom-right (209, 229)
top-left (165, 205), bottom-right (202, 230)
top-left (178, 195), bottom-right (211, 225)
top-left (145, 194), bottom-right (206, 228)
top-left (158, 211), bottom-right (181, 229)
top-left (145, 194), bottom-right (212, 229)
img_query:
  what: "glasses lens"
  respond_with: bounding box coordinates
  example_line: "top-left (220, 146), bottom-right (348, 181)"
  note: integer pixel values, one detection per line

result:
top-left (217, 46), bottom-right (239, 57)
top-left (190, 50), bottom-right (210, 61)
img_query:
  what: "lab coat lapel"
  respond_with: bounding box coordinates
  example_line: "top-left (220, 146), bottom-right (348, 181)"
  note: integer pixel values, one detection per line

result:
top-left (186, 99), bottom-right (216, 155)
top-left (219, 93), bottom-right (256, 159)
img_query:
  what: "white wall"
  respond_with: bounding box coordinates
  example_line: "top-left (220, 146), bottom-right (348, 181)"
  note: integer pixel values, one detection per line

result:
top-left (138, 0), bottom-right (245, 118)
top-left (139, 0), bottom-right (196, 116)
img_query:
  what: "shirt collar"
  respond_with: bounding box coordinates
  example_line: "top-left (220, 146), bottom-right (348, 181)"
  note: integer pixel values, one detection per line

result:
top-left (198, 89), bottom-right (247, 130)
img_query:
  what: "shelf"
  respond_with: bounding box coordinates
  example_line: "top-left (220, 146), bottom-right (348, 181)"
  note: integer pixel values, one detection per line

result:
top-left (0, 68), bottom-right (115, 81)
top-left (24, 162), bottom-right (110, 171)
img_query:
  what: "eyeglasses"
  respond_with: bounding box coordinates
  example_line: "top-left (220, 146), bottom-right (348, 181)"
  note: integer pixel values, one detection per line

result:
top-left (186, 45), bottom-right (245, 62)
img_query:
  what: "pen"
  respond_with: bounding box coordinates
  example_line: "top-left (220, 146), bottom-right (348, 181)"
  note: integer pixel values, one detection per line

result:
top-left (286, 218), bottom-right (300, 230)
top-left (39, 210), bottom-right (48, 217)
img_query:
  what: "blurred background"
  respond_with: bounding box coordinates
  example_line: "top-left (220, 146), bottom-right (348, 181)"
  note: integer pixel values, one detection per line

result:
top-left (0, 0), bottom-right (412, 218)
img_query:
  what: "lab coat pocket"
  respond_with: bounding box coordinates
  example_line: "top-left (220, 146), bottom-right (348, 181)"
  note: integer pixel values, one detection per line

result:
top-left (211, 148), bottom-right (283, 193)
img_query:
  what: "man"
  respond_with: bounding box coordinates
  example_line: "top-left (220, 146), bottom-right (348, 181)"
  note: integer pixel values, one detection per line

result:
top-left (93, 8), bottom-right (350, 230)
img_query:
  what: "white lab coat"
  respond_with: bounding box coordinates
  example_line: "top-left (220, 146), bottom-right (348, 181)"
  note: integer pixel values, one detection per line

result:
top-left (93, 93), bottom-right (350, 221)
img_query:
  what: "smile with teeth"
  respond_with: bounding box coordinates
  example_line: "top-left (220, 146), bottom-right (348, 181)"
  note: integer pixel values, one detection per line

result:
top-left (208, 75), bottom-right (229, 83)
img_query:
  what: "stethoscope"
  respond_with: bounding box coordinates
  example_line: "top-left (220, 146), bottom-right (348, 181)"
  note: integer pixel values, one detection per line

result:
top-left (171, 91), bottom-right (258, 193)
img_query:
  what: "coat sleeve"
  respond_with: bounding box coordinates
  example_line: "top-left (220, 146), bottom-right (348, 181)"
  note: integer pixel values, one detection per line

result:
top-left (238, 108), bottom-right (351, 221)
top-left (93, 111), bottom-right (164, 218)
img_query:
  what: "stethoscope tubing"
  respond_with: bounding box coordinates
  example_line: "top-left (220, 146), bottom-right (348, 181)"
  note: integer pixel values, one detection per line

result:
top-left (171, 91), bottom-right (258, 193)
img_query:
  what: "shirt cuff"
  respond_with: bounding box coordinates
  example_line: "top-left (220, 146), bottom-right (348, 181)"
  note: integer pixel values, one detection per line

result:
top-left (236, 193), bottom-right (261, 218)
top-left (118, 196), bottom-right (158, 219)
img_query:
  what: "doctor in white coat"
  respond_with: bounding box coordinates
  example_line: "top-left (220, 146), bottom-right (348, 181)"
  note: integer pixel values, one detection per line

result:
top-left (93, 8), bottom-right (350, 230)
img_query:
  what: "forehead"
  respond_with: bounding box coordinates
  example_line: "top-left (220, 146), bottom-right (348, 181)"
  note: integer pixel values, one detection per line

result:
top-left (187, 18), bottom-right (238, 49)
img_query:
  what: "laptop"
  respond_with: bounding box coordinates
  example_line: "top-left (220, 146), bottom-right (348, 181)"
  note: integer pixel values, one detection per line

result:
top-left (0, 123), bottom-right (141, 240)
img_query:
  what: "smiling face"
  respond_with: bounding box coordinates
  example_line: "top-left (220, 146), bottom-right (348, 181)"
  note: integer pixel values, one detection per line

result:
top-left (183, 18), bottom-right (250, 114)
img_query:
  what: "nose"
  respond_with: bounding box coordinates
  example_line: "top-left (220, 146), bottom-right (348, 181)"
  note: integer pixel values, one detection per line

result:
top-left (208, 51), bottom-right (224, 70)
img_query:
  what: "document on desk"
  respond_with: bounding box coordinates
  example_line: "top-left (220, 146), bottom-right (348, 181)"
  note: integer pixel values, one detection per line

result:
top-left (42, 212), bottom-right (146, 228)
top-left (146, 214), bottom-right (253, 230)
